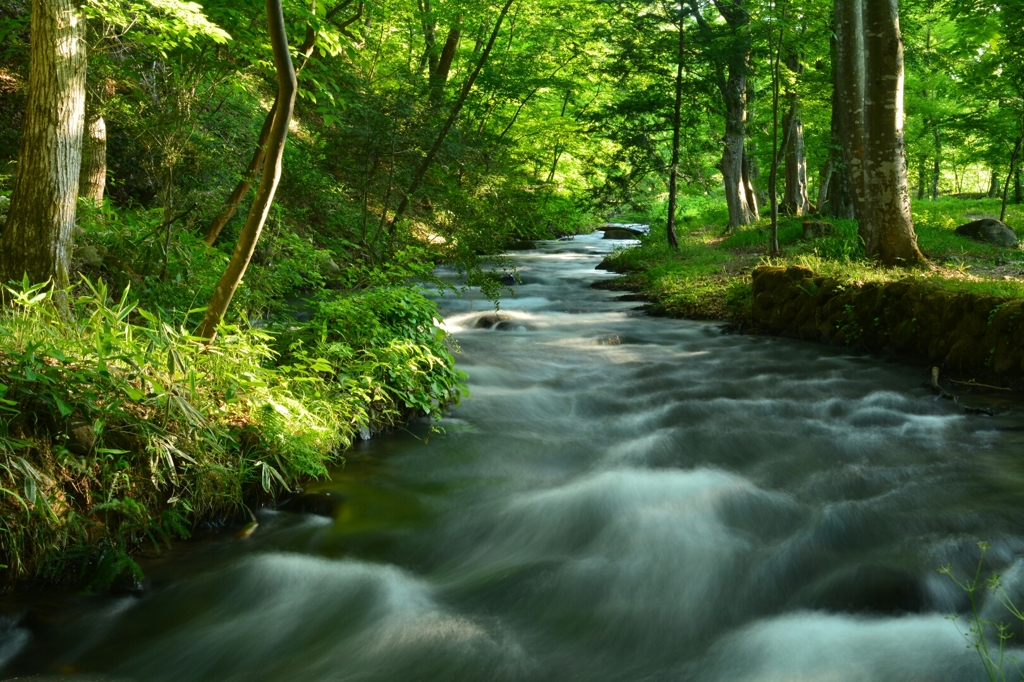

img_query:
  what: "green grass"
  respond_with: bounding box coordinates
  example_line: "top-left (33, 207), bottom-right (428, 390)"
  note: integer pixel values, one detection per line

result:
top-left (0, 203), bottom-right (466, 589)
top-left (605, 194), bottom-right (1024, 320)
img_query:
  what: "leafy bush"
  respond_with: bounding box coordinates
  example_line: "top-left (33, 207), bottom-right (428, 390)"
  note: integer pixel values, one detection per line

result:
top-left (0, 276), bottom-right (462, 586)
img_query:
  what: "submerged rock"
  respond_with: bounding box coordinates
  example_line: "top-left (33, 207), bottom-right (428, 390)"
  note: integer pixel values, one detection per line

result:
top-left (954, 218), bottom-right (1019, 247)
top-left (475, 314), bottom-right (509, 329)
top-left (602, 228), bottom-right (642, 240)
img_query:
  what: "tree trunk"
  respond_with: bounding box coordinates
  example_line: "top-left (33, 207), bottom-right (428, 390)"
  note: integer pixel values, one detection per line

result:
top-left (204, 1), bottom-right (322, 247)
top-left (686, 0), bottom-right (756, 228)
top-left (781, 109), bottom-right (808, 215)
top-left (721, 75), bottom-right (755, 229)
top-left (665, 8), bottom-right (684, 250)
top-left (930, 127), bottom-right (940, 200)
top-left (429, 20), bottom-right (461, 106)
top-left (196, 0), bottom-right (297, 340)
top-left (781, 54), bottom-right (808, 216)
top-left (988, 168), bottom-right (1000, 198)
top-left (204, 102), bottom-right (276, 246)
top-left (742, 145), bottom-right (759, 217)
top-left (1000, 135), bottom-right (1022, 223)
top-left (387, 0), bottom-right (516, 235)
top-left (916, 153), bottom-right (926, 200)
top-left (79, 100), bottom-right (106, 205)
top-left (818, 28), bottom-right (854, 219)
top-left (418, 0), bottom-right (438, 75)
top-left (0, 0), bottom-right (87, 290)
top-left (834, 0), bottom-right (923, 266)
top-left (1016, 168), bottom-right (1022, 204)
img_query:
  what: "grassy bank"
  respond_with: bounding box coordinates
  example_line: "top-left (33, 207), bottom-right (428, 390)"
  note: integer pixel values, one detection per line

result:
top-left (0, 205), bottom-right (466, 590)
top-left (603, 196), bottom-right (1024, 321)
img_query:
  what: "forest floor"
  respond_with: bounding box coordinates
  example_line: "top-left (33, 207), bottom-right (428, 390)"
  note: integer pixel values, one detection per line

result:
top-left (600, 197), bottom-right (1024, 322)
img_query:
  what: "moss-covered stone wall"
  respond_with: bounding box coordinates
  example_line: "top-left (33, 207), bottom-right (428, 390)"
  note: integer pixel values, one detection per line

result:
top-left (751, 266), bottom-right (1024, 378)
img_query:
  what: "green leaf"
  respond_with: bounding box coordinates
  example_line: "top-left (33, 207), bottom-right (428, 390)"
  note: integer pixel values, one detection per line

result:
top-left (54, 397), bottom-right (74, 418)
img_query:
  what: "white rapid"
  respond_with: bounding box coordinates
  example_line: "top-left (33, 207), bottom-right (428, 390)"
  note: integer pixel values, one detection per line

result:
top-left (5, 232), bottom-right (1024, 682)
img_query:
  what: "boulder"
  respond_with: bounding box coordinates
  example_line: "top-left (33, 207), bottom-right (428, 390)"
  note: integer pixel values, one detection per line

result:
top-left (318, 257), bottom-right (342, 278)
top-left (74, 244), bottom-right (107, 268)
top-left (475, 314), bottom-right (509, 329)
top-left (66, 416), bottom-right (96, 456)
top-left (802, 220), bottom-right (833, 239)
top-left (954, 219), bottom-right (1019, 247)
top-left (602, 228), bottom-right (641, 240)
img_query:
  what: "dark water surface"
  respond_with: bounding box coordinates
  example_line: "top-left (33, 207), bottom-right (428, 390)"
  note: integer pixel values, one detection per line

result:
top-left (5, 233), bottom-right (1024, 681)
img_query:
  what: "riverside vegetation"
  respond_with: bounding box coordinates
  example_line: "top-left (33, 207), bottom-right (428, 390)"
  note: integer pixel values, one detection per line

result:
top-left (602, 195), bottom-right (1024, 340)
top-left (1, 0), bottom-right (1023, 608)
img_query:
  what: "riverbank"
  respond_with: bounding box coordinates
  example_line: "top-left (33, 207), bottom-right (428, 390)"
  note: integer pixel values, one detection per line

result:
top-left (599, 197), bottom-right (1024, 386)
top-left (0, 276), bottom-right (463, 591)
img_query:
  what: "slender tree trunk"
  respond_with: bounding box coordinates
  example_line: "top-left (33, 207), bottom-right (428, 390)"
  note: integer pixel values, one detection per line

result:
top-left (742, 145), bottom-right (759, 217)
top-left (79, 108), bottom-right (106, 206)
top-left (1016, 168), bottom-right (1022, 204)
top-left (197, 0), bottom-right (297, 340)
top-left (418, 0), bottom-right (438, 75)
top-left (0, 0), bottom-right (87, 290)
top-left (665, 9), bottom-right (684, 250)
top-left (817, 156), bottom-right (833, 211)
top-left (834, 0), bottom-right (923, 266)
top-left (781, 53), bottom-right (808, 216)
top-left (1000, 134), bottom-right (1022, 223)
top-left (545, 90), bottom-right (571, 184)
top-left (204, 103), bottom-right (276, 246)
top-left (930, 127), bottom-right (940, 200)
top-left (988, 168), bottom-right (1000, 198)
top-left (387, 0), bottom-right (516, 235)
top-left (204, 0), bottom-right (323, 247)
top-left (916, 155), bottom-right (925, 200)
top-left (767, 5), bottom-right (789, 256)
top-left (781, 109), bottom-right (808, 215)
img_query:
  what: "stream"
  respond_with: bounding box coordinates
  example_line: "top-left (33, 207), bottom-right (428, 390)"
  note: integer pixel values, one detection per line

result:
top-left (5, 231), bottom-right (1024, 681)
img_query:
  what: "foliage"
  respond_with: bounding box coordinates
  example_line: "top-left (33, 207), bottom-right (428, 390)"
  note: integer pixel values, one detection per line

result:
top-left (942, 543), bottom-right (1024, 682)
top-left (604, 193), bottom-right (1024, 322)
top-left (0, 276), bottom-right (461, 586)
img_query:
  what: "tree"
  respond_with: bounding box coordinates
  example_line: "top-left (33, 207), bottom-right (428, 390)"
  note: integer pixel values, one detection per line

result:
top-left (0, 0), bottom-right (87, 290)
top-left (196, 0), bottom-right (297, 339)
top-left (665, 2), bottom-right (685, 250)
top-left (79, 90), bottom-right (106, 206)
top-left (687, 0), bottom-right (759, 229)
top-left (780, 49), bottom-right (809, 216)
top-left (834, 0), bottom-right (924, 266)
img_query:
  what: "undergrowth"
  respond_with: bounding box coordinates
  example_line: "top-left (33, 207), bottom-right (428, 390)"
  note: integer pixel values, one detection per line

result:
top-left (603, 194), bottom-right (1024, 319)
top-left (0, 275), bottom-right (463, 589)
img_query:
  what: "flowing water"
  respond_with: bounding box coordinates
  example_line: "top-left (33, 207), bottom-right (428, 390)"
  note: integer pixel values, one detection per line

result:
top-left (5, 232), bottom-right (1024, 681)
